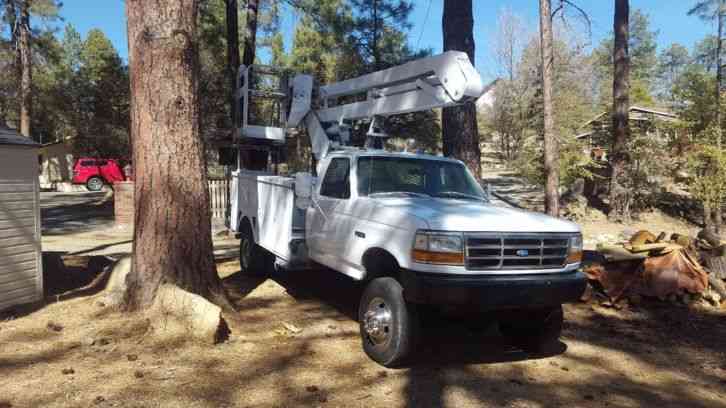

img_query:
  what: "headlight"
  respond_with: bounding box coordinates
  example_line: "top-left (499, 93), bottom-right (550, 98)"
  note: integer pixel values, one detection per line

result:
top-left (567, 234), bottom-right (583, 264)
top-left (412, 230), bottom-right (464, 265)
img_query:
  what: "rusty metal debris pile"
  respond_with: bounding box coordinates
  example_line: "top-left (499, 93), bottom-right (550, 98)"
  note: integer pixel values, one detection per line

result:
top-left (584, 229), bottom-right (726, 308)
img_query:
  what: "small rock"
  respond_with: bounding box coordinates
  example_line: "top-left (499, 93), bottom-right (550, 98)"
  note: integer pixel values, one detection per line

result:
top-left (46, 321), bottom-right (63, 332)
top-left (94, 396), bottom-right (105, 404)
top-left (509, 379), bottom-right (524, 386)
top-left (93, 338), bottom-right (111, 346)
top-left (584, 394), bottom-right (595, 401)
top-left (134, 370), bottom-right (144, 379)
top-left (305, 385), bottom-right (319, 393)
top-left (561, 366), bottom-right (570, 372)
top-left (377, 370), bottom-right (388, 378)
top-left (61, 368), bottom-right (75, 375)
top-left (127, 354), bottom-right (138, 362)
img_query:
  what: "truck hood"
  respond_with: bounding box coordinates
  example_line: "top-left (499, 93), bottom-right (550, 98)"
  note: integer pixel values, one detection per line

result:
top-left (370, 197), bottom-right (580, 233)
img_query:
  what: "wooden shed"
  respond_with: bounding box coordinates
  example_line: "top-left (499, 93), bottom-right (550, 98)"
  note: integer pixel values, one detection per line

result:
top-left (0, 126), bottom-right (43, 311)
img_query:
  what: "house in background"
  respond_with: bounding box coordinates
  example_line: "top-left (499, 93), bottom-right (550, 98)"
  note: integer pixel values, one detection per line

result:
top-left (575, 106), bottom-right (680, 161)
top-left (38, 138), bottom-right (74, 190)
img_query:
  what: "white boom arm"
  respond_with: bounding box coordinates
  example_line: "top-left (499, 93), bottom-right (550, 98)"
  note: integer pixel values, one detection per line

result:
top-left (237, 51), bottom-right (486, 159)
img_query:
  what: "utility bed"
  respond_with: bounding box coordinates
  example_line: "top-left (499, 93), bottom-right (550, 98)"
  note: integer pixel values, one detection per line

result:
top-left (230, 170), bottom-right (309, 269)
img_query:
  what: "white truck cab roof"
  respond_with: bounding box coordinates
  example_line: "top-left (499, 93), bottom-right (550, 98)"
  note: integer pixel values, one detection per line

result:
top-left (325, 149), bottom-right (465, 165)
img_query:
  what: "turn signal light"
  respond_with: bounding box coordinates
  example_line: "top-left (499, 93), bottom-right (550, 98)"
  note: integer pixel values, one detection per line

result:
top-left (412, 249), bottom-right (464, 265)
top-left (566, 250), bottom-right (583, 264)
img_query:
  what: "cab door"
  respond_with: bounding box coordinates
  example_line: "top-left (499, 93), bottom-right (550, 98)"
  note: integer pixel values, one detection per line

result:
top-left (307, 157), bottom-right (351, 268)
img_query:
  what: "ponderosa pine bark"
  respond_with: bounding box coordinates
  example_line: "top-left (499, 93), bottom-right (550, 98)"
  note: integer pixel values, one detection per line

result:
top-left (609, 0), bottom-right (631, 221)
top-left (442, 0), bottom-right (481, 179)
top-left (539, 0), bottom-right (559, 217)
top-left (226, 0), bottom-right (241, 130)
top-left (713, 2), bottom-right (724, 232)
top-left (18, 0), bottom-right (31, 137)
top-left (242, 0), bottom-right (258, 67)
top-left (125, 0), bottom-right (227, 309)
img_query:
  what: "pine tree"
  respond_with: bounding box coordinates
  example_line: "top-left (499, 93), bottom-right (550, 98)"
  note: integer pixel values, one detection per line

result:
top-left (688, 0), bottom-right (725, 232)
top-left (609, 0), bottom-right (631, 221)
top-left (442, 0), bottom-right (480, 178)
top-left (124, 0), bottom-right (229, 311)
top-left (539, 0), bottom-right (558, 216)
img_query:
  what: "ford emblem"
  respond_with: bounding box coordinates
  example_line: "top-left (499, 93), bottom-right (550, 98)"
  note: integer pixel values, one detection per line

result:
top-left (516, 249), bottom-right (529, 257)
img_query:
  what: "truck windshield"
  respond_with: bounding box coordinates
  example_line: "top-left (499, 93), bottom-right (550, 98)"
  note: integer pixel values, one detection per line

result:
top-left (357, 156), bottom-right (486, 201)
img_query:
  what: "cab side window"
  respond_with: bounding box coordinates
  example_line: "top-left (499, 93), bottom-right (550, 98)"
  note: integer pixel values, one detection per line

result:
top-left (320, 158), bottom-right (351, 199)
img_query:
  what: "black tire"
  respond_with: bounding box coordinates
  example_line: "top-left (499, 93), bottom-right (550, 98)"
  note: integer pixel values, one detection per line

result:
top-left (86, 176), bottom-right (104, 192)
top-left (358, 277), bottom-right (418, 367)
top-left (499, 305), bottom-right (563, 352)
top-left (239, 224), bottom-right (274, 276)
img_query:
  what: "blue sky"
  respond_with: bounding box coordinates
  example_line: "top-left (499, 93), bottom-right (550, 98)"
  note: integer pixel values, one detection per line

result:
top-left (54, 0), bottom-right (714, 83)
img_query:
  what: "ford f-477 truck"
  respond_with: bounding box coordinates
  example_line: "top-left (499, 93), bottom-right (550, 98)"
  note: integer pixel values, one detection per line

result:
top-left (227, 52), bottom-right (586, 366)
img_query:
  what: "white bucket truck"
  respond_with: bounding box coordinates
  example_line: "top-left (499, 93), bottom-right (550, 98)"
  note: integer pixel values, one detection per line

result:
top-left (226, 52), bottom-right (586, 367)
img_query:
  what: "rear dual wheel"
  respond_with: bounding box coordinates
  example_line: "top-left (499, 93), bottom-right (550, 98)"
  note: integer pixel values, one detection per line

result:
top-left (239, 225), bottom-right (274, 276)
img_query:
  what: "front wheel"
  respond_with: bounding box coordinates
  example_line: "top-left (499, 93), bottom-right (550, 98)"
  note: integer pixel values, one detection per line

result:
top-left (86, 176), bottom-right (104, 192)
top-left (499, 305), bottom-right (563, 352)
top-left (358, 277), bottom-right (418, 367)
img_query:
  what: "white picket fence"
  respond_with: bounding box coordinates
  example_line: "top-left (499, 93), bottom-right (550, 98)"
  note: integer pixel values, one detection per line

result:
top-left (208, 179), bottom-right (229, 220)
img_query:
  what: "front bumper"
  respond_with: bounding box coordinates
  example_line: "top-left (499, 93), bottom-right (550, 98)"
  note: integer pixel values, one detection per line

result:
top-left (399, 269), bottom-right (587, 309)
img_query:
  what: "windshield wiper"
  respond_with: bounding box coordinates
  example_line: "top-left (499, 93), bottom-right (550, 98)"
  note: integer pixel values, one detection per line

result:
top-left (434, 191), bottom-right (486, 201)
top-left (369, 191), bottom-right (431, 199)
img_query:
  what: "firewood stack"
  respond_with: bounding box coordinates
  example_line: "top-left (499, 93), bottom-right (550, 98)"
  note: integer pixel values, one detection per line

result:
top-left (584, 229), bottom-right (726, 308)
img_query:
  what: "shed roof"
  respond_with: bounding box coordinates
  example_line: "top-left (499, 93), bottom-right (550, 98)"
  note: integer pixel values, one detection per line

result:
top-left (0, 126), bottom-right (40, 147)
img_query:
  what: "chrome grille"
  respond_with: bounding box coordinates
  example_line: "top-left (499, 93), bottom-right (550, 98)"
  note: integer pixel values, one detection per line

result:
top-left (465, 233), bottom-right (570, 271)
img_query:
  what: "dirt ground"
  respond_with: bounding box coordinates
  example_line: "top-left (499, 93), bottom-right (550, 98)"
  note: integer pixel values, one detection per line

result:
top-left (1, 255), bottom-right (725, 408)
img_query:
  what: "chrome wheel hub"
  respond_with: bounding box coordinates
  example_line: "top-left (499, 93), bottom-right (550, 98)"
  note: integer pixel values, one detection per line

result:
top-left (363, 297), bottom-right (393, 346)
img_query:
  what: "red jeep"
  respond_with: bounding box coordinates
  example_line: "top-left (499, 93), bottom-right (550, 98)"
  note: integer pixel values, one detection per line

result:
top-left (72, 158), bottom-right (126, 191)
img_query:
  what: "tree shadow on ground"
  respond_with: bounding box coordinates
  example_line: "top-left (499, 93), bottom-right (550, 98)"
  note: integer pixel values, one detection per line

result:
top-left (40, 192), bottom-right (114, 235)
top-left (266, 267), bottom-right (565, 366)
top-left (1, 252), bottom-right (113, 320)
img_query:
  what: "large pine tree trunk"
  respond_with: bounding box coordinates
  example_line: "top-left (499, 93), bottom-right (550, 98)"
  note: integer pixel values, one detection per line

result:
top-left (226, 0), bottom-right (241, 129)
top-left (609, 0), bottom-right (631, 221)
top-left (242, 0), bottom-right (258, 67)
top-left (539, 0), bottom-right (559, 217)
top-left (442, 0), bottom-right (481, 179)
top-left (18, 0), bottom-right (31, 138)
top-left (713, 2), bottom-right (724, 233)
top-left (125, 0), bottom-right (226, 309)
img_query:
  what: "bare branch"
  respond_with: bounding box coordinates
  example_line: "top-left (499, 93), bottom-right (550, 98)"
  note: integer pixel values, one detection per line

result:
top-left (551, 0), bottom-right (592, 39)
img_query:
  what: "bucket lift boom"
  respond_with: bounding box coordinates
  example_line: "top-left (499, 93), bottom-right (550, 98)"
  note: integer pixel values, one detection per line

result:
top-left (236, 50), bottom-right (485, 160)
